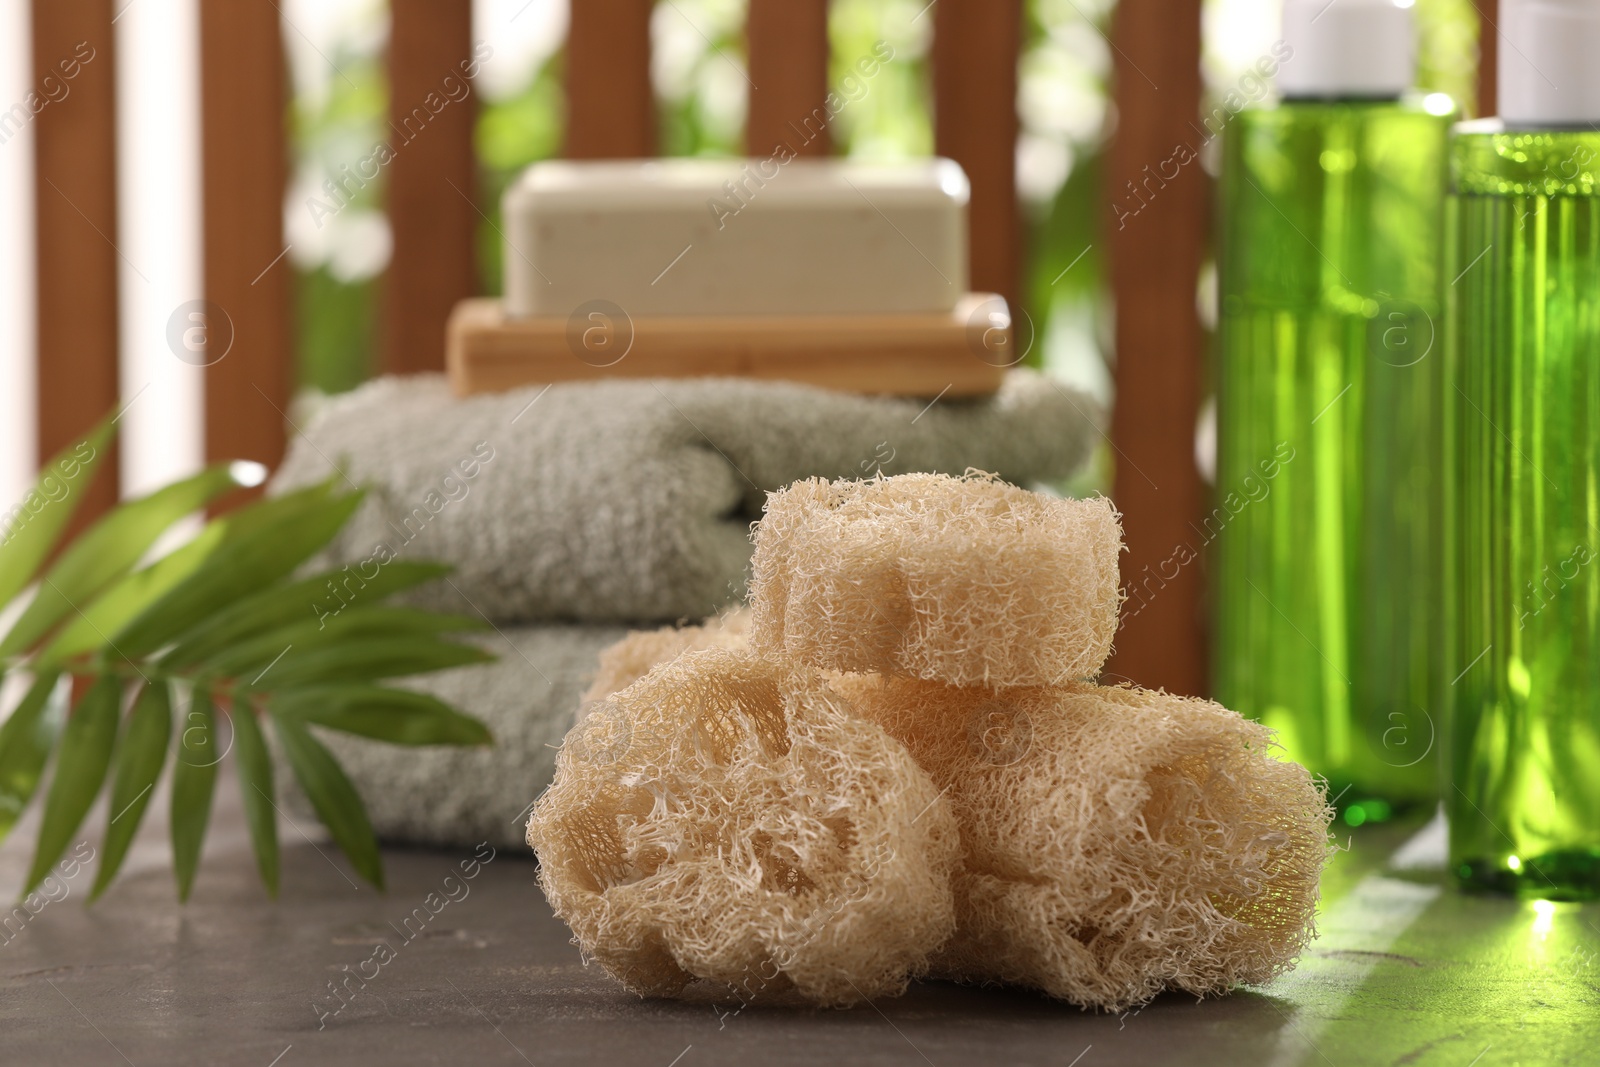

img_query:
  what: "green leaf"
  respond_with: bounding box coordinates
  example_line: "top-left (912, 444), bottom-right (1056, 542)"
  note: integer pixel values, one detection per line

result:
top-left (274, 716), bottom-right (384, 890)
top-left (237, 638), bottom-right (492, 691)
top-left (0, 464), bottom-right (257, 658)
top-left (90, 681), bottom-right (172, 901)
top-left (160, 562), bottom-right (456, 668)
top-left (170, 686), bottom-right (220, 902)
top-left (35, 484), bottom-right (342, 665)
top-left (0, 418), bottom-right (114, 612)
top-left (36, 521), bottom-right (230, 666)
top-left (0, 671), bottom-right (65, 846)
top-left (181, 606), bottom-right (484, 680)
top-left (25, 675), bottom-right (122, 893)
top-left (230, 704), bottom-right (280, 898)
top-left (113, 484), bottom-right (364, 658)
top-left (270, 686), bottom-right (493, 747)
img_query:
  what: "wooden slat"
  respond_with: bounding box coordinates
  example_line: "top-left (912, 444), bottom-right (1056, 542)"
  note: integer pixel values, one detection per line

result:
top-left (746, 0), bottom-right (830, 157)
top-left (933, 0), bottom-right (1022, 308)
top-left (384, 1), bottom-right (478, 375)
top-left (565, 0), bottom-right (655, 158)
top-left (32, 0), bottom-right (119, 528)
top-left (1474, 0), bottom-right (1498, 117)
top-left (445, 295), bottom-right (1007, 397)
top-left (199, 0), bottom-right (290, 485)
top-left (1103, 0), bottom-right (1208, 697)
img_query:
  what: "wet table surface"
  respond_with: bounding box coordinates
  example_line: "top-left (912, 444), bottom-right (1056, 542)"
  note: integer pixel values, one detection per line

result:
top-left (2, 776), bottom-right (1597, 1067)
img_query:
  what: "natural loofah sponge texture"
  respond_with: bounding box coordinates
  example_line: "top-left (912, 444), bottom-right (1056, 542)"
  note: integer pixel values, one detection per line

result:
top-left (580, 608), bottom-right (751, 707)
top-left (527, 648), bottom-right (961, 1007)
top-left (835, 675), bottom-right (1332, 1011)
top-left (749, 471), bottom-right (1123, 687)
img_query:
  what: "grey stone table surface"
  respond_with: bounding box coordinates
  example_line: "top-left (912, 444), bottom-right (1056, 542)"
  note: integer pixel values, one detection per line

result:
top-left (2, 773), bottom-right (1597, 1067)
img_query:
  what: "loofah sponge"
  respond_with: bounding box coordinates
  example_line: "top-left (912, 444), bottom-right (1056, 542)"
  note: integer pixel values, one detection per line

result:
top-left (527, 648), bottom-right (960, 1007)
top-left (748, 471), bottom-right (1123, 687)
top-left (581, 607), bottom-right (751, 707)
top-left (834, 675), bottom-right (1333, 1011)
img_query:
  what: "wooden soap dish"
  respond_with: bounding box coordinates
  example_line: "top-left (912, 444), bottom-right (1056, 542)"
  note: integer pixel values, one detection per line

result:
top-left (445, 294), bottom-right (1013, 398)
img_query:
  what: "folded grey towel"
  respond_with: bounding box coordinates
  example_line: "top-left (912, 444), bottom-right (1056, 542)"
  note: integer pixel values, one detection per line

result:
top-left (280, 622), bottom-right (630, 852)
top-left (271, 370), bottom-right (1100, 625)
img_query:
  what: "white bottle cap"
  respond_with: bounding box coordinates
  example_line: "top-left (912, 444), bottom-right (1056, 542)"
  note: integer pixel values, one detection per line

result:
top-left (1278, 0), bottom-right (1416, 99)
top-left (1500, 0), bottom-right (1600, 125)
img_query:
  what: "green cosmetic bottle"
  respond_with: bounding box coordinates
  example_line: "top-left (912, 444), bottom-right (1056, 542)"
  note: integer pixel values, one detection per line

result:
top-left (1214, 0), bottom-right (1453, 812)
top-left (1446, 0), bottom-right (1600, 899)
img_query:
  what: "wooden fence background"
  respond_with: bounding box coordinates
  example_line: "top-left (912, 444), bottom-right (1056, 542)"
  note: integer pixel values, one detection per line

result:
top-left (25, 0), bottom-right (1498, 697)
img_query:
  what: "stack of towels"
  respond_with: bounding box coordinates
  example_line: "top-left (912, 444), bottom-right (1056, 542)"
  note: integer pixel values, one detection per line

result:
top-left (270, 369), bottom-right (1102, 848)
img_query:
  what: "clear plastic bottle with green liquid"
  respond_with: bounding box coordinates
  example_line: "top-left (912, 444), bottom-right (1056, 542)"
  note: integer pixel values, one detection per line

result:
top-left (1215, 0), bottom-right (1454, 815)
top-left (1445, 0), bottom-right (1600, 899)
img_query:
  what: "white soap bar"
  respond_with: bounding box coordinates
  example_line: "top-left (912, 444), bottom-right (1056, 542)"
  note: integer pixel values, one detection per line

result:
top-left (503, 158), bottom-right (969, 318)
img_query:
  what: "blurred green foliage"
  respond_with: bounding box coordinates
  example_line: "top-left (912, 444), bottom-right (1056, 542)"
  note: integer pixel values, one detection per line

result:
top-left (475, 53), bottom-right (563, 296)
top-left (287, 46), bottom-right (386, 394)
top-left (1415, 0), bottom-right (1480, 112)
top-left (297, 268), bottom-right (376, 395)
top-left (654, 0), bottom-right (748, 157)
top-left (828, 0), bottom-right (934, 159)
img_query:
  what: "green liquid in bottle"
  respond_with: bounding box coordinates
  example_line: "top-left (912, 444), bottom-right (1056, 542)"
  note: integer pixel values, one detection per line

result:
top-left (1215, 97), bottom-right (1454, 809)
top-left (1446, 121), bottom-right (1600, 899)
